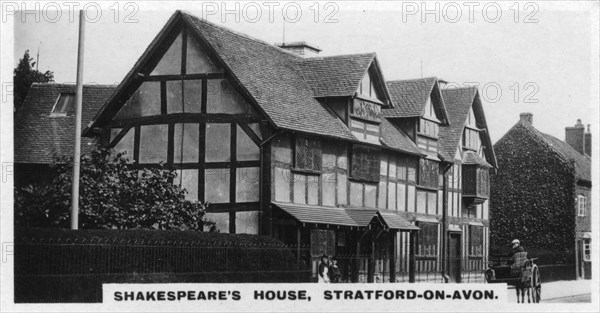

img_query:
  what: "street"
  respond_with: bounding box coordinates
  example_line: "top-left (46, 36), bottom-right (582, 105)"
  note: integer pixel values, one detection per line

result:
top-left (505, 280), bottom-right (591, 303)
top-left (543, 294), bottom-right (591, 303)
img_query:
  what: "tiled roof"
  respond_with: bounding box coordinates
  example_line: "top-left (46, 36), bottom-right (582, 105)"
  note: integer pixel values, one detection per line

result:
top-left (539, 133), bottom-right (591, 181)
top-left (297, 53), bottom-right (375, 98)
top-left (183, 12), bottom-right (355, 141)
top-left (438, 87), bottom-right (478, 159)
top-left (384, 77), bottom-right (436, 117)
top-left (380, 119), bottom-right (423, 156)
top-left (14, 83), bottom-right (116, 164)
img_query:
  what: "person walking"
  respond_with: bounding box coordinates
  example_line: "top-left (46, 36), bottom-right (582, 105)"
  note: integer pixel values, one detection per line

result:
top-left (317, 255), bottom-right (330, 283)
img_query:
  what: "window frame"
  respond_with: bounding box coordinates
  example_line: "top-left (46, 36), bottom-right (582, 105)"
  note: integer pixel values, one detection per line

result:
top-left (418, 159), bottom-right (439, 189)
top-left (462, 127), bottom-right (480, 151)
top-left (50, 93), bottom-right (74, 116)
top-left (583, 239), bottom-right (591, 262)
top-left (469, 225), bottom-right (484, 257)
top-left (416, 222), bottom-right (439, 258)
top-left (293, 136), bottom-right (323, 173)
top-left (578, 195), bottom-right (586, 217)
top-left (350, 145), bottom-right (380, 182)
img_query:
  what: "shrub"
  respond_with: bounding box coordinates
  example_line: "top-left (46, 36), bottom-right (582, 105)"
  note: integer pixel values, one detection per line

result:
top-left (15, 147), bottom-right (212, 231)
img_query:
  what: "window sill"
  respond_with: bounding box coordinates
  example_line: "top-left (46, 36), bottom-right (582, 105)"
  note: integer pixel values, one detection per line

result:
top-left (415, 255), bottom-right (438, 260)
top-left (416, 185), bottom-right (440, 192)
top-left (291, 167), bottom-right (321, 175)
top-left (417, 133), bottom-right (439, 140)
top-left (349, 113), bottom-right (381, 124)
top-left (354, 93), bottom-right (384, 105)
top-left (348, 177), bottom-right (380, 184)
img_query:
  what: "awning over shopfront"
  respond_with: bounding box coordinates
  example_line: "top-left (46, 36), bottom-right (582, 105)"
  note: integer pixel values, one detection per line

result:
top-left (376, 212), bottom-right (420, 231)
top-left (272, 202), bottom-right (419, 231)
top-left (447, 224), bottom-right (462, 232)
top-left (346, 208), bottom-right (379, 227)
top-left (272, 202), bottom-right (357, 227)
top-left (415, 216), bottom-right (439, 223)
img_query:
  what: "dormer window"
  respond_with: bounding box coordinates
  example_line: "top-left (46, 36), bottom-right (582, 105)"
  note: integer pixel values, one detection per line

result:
top-left (51, 93), bottom-right (74, 116)
top-left (350, 97), bottom-right (381, 145)
top-left (463, 128), bottom-right (480, 151)
top-left (466, 108), bottom-right (476, 127)
top-left (418, 118), bottom-right (439, 138)
top-left (357, 68), bottom-right (382, 102)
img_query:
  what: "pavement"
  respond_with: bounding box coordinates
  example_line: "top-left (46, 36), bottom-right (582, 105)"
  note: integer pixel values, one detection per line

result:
top-left (506, 279), bottom-right (592, 303)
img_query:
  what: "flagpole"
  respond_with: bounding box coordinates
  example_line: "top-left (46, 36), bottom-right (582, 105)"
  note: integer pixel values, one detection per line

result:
top-left (71, 10), bottom-right (85, 230)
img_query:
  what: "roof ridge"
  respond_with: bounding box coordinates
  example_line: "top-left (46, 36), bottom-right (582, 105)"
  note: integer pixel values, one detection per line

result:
top-left (31, 82), bottom-right (118, 88)
top-left (513, 120), bottom-right (576, 165)
top-left (181, 11), bottom-right (303, 60)
top-left (441, 85), bottom-right (479, 91)
top-left (300, 52), bottom-right (376, 61)
top-left (387, 77), bottom-right (437, 83)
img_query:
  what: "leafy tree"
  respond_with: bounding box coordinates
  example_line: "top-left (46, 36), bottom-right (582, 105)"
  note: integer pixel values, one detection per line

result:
top-left (15, 147), bottom-right (213, 231)
top-left (13, 50), bottom-right (54, 109)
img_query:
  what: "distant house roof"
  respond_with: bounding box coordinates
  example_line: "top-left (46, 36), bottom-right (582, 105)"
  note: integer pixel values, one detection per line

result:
top-left (500, 120), bottom-right (592, 182)
top-left (14, 83), bottom-right (116, 164)
top-left (439, 86), bottom-right (497, 168)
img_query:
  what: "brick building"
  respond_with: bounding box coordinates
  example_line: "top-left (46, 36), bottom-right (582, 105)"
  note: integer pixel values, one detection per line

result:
top-left (490, 113), bottom-right (592, 280)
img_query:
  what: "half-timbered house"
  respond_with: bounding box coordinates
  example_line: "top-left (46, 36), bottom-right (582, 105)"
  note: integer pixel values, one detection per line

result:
top-left (16, 10), bottom-right (498, 283)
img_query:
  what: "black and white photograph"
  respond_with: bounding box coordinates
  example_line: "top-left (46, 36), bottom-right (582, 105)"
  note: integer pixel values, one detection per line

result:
top-left (0, 1), bottom-right (598, 311)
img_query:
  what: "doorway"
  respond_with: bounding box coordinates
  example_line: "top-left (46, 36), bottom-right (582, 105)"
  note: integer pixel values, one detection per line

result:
top-left (448, 233), bottom-right (461, 283)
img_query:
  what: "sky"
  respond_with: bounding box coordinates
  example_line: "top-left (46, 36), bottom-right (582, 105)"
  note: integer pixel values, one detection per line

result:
top-left (12, 1), bottom-right (599, 143)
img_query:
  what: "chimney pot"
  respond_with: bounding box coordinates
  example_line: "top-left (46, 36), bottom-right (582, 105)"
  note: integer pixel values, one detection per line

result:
top-left (276, 41), bottom-right (321, 58)
top-left (566, 120), bottom-right (586, 155)
top-left (519, 112), bottom-right (533, 125)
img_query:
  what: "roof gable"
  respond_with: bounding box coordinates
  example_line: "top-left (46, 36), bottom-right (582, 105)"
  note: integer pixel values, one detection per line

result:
top-left (298, 53), bottom-right (372, 97)
top-left (297, 53), bottom-right (393, 106)
top-left (88, 11), bottom-right (356, 141)
top-left (384, 77), bottom-right (449, 124)
top-left (439, 86), bottom-right (497, 167)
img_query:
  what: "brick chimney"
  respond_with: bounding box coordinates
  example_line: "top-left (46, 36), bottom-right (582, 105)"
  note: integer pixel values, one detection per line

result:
top-left (520, 112), bottom-right (533, 124)
top-left (276, 41), bottom-right (321, 57)
top-left (565, 119), bottom-right (586, 155)
top-left (585, 124), bottom-right (591, 156)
